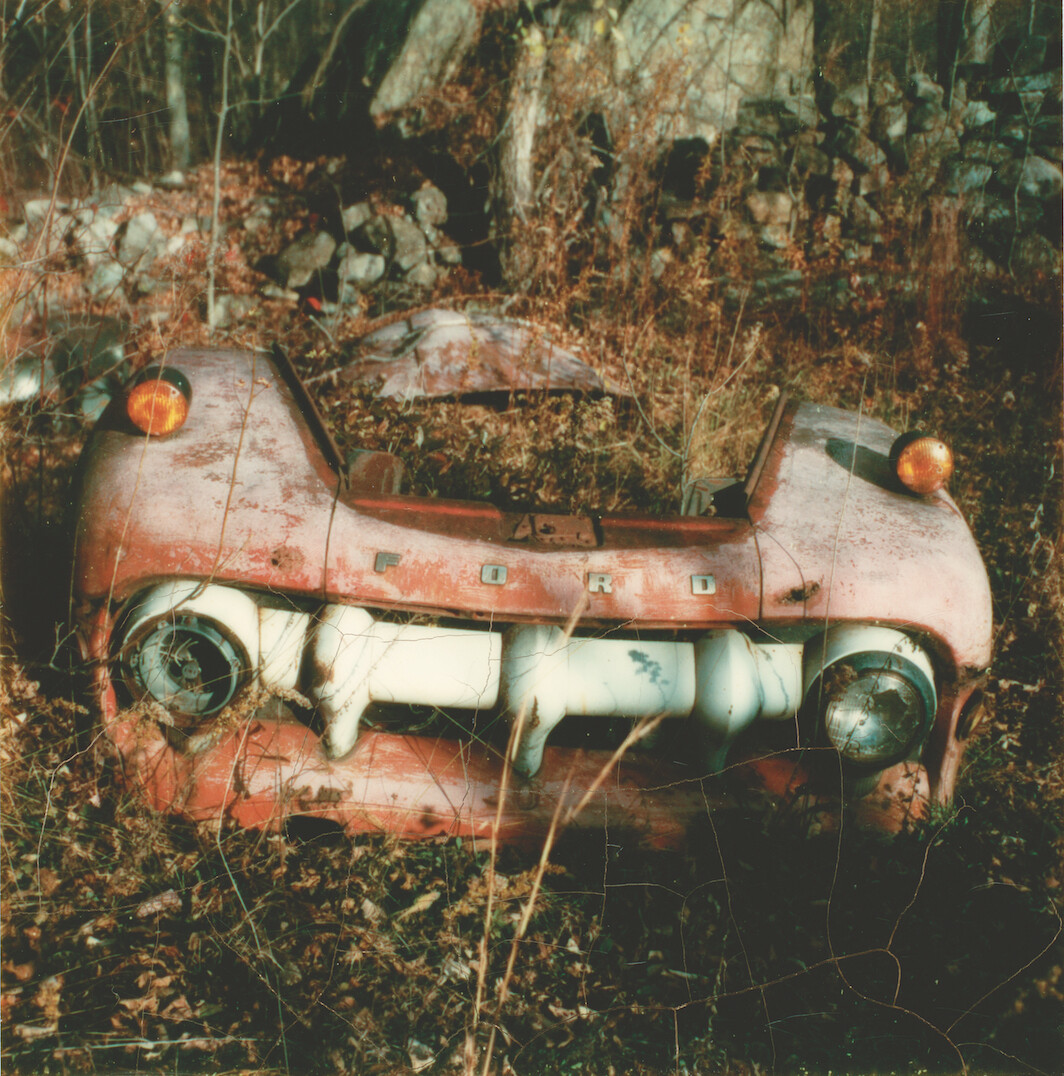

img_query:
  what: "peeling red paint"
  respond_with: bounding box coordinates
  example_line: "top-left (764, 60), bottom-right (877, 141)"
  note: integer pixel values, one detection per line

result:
top-left (72, 349), bottom-right (991, 842)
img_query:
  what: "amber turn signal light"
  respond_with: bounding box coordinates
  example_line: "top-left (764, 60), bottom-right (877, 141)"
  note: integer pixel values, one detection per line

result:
top-left (890, 432), bottom-right (954, 494)
top-left (126, 367), bottom-right (191, 436)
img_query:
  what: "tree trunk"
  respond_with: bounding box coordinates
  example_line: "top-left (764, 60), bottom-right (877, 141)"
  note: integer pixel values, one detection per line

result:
top-left (966, 0), bottom-right (993, 65)
top-left (867, 0), bottom-right (881, 84)
top-left (165, 0), bottom-right (191, 171)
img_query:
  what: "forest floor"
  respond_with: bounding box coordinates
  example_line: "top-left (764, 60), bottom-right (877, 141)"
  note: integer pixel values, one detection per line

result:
top-left (1, 156), bottom-right (1062, 1075)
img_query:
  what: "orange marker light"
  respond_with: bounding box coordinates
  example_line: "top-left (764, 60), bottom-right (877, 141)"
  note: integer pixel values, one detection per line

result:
top-left (127, 371), bottom-right (191, 435)
top-left (891, 434), bottom-right (954, 494)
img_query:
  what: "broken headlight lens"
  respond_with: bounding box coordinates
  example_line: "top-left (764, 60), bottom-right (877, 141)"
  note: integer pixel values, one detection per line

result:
top-left (123, 614), bottom-right (247, 717)
top-left (822, 665), bottom-right (931, 767)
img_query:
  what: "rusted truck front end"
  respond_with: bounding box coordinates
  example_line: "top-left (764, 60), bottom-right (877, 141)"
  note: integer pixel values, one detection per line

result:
top-left (71, 348), bottom-right (992, 843)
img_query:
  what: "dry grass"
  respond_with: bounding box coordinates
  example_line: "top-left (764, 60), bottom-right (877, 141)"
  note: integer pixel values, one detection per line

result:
top-left (1, 109), bottom-right (1062, 1076)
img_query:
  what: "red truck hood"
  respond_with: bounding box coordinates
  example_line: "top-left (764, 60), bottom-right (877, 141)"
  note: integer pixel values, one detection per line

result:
top-left (72, 349), bottom-right (991, 668)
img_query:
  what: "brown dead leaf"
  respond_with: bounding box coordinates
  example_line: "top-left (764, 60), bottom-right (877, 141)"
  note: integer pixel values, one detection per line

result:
top-left (32, 975), bottom-right (62, 1023)
top-left (160, 994), bottom-right (195, 1021)
top-left (37, 868), bottom-right (59, 897)
top-left (396, 889), bottom-right (440, 922)
top-left (118, 994), bottom-right (159, 1015)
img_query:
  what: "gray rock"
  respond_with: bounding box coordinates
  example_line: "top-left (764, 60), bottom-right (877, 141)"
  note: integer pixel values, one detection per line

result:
top-left (962, 101), bottom-right (996, 129)
top-left (117, 211), bottom-right (163, 267)
top-left (790, 143), bottom-right (831, 176)
top-left (987, 70), bottom-right (1062, 96)
top-left (337, 249), bottom-right (386, 286)
top-left (389, 214), bottom-right (429, 270)
top-left (358, 216), bottom-right (393, 258)
top-left (758, 223), bottom-right (790, 250)
top-left (850, 197), bottom-right (883, 243)
top-left (966, 195), bottom-right (1043, 259)
top-left (869, 75), bottom-right (903, 108)
top-left (0, 355), bottom-right (58, 405)
top-left (871, 101), bottom-right (908, 144)
top-left (832, 82), bottom-right (868, 124)
top-left (50, 318), bottom-right (128, 393)
top-left (908, 127), bottom-right (960, 170)
top-left (341, 202), bottom-right (373, 234)
top-left (943, 160), bottom-right (994, 196)
top-left (86, 258), bottom-right (126, 299)
top-left (135, 275), bottom-right (169, 297)
top-left (997, 116), bottom-right (1032, 148)
top-left (368, 0), bottom-right (480, 120)
top-left (837, 128), bottom-right (887, 174)
top-left (745, 191), bottom-right (792, 226)
top-left (23, 202), bottom-right (75, 251)
top-left (412, 184), bottom-right (447, 227)
top-left (243, 201), bottom-right (274, 233)
top-left (749, 267), bottom-right (804, 303)
top-left (275, 230), bottom-right (336, 289)
top-left (405, 260), bottom-right (438, 288)
top-left (434, 236), bottom-right (462, 265)
top-left (650, 247), bottom-right (673, 280)
top-left (71, 209), bottom-right (120, 264)
top-left (962, 138), bottom-right (1015, 167)
top-left (261, 282), bottom-right (301, 302)
top-left (731, 133), bottom-right (780, 169)
top-left (857, 161), bottom-right (891, 196)
top-left (91, 184), bottom-right (136, 212)
top-left (156, 169), bottom-right (186, 190)
top-left (996, 155), bottom-right (1063, 201)
top-left (210, 293), bottom-right (257, 329)
top-left (336, 280), bottom-right (364, 307)
top-left (832, 158), bottom-right (855, 186)
top-left (23, 198), bottom-right (68, 228)
top-left (1031, 114), bottom-right (1063, 150)
top-left (908, 99), bottom-right (947, 134)
top-left (77, 381), bottom-right (115, 422)
top-left (907, 72), bottom-right (944, 105)
top-left (1012, 232), bottom-right (1062, 276)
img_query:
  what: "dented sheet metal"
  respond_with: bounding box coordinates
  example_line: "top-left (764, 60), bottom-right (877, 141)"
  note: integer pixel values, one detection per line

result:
top-left (71, 345), bottom-right (991, 842)
top-left (340, 308), bottom-right (630, 400)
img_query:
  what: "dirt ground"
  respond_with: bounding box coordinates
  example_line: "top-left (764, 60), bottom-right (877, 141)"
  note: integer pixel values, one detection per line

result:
top-left (1, 158), bottom-right (1061, 1075)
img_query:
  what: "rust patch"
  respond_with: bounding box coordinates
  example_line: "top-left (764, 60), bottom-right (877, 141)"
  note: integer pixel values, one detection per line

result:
top-left (780, 581), bottom-right (821, 604)
top-left (269, 546), bottom-right (303, 572)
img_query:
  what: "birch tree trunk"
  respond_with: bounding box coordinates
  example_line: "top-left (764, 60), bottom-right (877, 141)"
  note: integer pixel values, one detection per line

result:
top-left (164, 0), bottom-right (191, 171)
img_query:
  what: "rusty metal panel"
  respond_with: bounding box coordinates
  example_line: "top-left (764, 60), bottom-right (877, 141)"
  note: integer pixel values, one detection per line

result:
top-left (748, 401), bottom-right (993, 669)
top-left (72, 349), bottom-right (763, 627)
top-left (342, 309), bottom-right (630, 400)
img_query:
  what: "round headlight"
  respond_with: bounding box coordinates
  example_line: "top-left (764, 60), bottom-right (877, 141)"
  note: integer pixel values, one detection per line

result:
top-left (125, 614), bottom-right (248, 716)
top-left (890, 432), bottom-right (953, 494)
top-left (117, 582), bottom-right (260, 719)
top-left (804, 627), bottom-right (937, 771)
top-left (822, 663), bottom-right (931, 766)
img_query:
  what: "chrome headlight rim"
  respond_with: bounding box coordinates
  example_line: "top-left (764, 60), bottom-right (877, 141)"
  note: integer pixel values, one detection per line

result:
top-left (119, 613), bottom-right (250, 717)
top-left (806, 648), bottom-right (936, 771)
top-left (114, 582), bottom-right (261, 720)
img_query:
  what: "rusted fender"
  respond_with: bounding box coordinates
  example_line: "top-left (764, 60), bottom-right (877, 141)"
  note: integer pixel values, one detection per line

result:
top-left (102, 710), bottom-right (929, 844)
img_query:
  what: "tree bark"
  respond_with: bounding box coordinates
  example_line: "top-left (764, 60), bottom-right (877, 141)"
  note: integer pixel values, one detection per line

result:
top-left (966, 0), bottom-right (993, 64)
top-left (867, 0), bottom-right (881, 84)
top-left (165, 0), bottom-right (191, 171)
